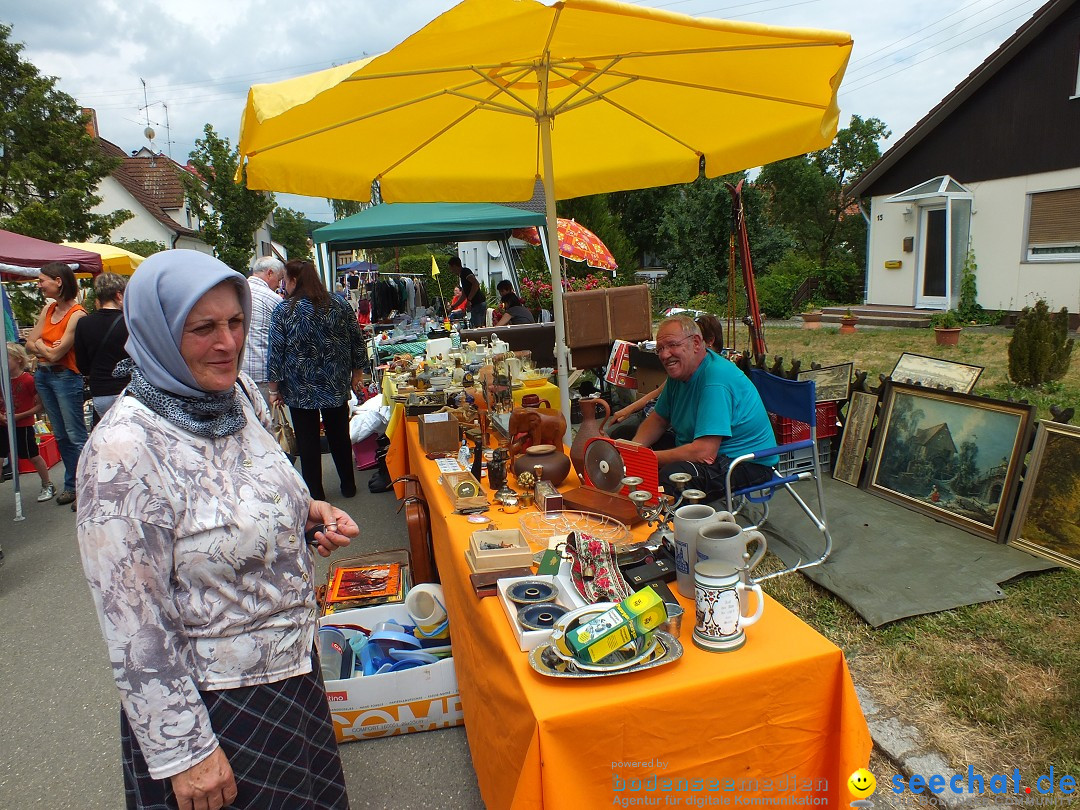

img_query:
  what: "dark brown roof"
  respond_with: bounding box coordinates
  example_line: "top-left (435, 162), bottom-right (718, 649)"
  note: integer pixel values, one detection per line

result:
top-left (98, 138), bottom-right (199, 237)
top-left (850, 0), bottom-right (1073, 197)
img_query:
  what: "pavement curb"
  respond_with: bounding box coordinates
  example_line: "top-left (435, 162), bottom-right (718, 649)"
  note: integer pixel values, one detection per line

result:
top-left (855, 684), bottom-right (1022, 809)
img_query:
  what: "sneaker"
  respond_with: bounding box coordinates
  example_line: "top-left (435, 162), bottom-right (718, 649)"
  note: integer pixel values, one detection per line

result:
top-left (56, 490), bottom-right (76, 506)
top-left (37, 484), bottom-right (56, 502)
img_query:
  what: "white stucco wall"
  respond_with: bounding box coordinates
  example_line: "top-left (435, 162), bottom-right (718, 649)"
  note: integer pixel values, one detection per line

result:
top-left (865, 167), bottom-right (1080, 313)
top-left (458, 240), bottom-right (515, 290)
top-left (92, 177), bottom-right (175, 245)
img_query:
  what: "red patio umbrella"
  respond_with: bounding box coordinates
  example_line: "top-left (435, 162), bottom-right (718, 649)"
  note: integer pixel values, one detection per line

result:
top-left (512, 219), bottom-right (617, 271)
top-left (0, 229), bottom-right (103, 281)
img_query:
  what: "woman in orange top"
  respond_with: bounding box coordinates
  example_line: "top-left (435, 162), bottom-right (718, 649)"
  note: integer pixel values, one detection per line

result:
top-left (26, 261), bottom-right (88, 506)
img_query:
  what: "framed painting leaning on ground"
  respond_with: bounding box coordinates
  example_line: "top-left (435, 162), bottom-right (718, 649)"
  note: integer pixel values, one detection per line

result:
top-left (1007, 421), bottom-right (1080, 570)
top-left (833, 391), bottom-right (878, 487)
top-left (797, 362), bottom-right (853, 402)
top-left (865, 383), bottom-right (1034, 543)
top-left (889, 352), bottom-right (983, 393)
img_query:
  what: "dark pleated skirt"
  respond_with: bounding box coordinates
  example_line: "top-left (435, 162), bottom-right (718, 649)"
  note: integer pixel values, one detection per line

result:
top-left (120, 668), bottom-right (349, 810)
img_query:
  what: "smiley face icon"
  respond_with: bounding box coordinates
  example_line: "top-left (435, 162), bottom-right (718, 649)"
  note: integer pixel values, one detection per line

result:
top-left (848, 768), bottom-right (876, 798)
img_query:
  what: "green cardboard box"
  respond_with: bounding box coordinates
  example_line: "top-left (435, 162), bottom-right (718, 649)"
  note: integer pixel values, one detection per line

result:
top-left (566, 587), bottom-right (667, 664)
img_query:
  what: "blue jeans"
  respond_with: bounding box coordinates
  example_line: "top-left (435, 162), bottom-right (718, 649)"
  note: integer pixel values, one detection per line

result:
top-left (34, 367), bottom-right (88, 492)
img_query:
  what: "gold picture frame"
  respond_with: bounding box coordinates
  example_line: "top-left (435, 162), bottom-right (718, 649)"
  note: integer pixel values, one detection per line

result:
top-left (889, 352), bottom-right (983, 394)
top-left (1007, 421), bottom-right (1080, 570)
top-left (797, 362), bottom-right (853, 403)
top-left (865, 383), bottom-right (1034, 542)
top-left (832, 391), bottom-right (878, 487)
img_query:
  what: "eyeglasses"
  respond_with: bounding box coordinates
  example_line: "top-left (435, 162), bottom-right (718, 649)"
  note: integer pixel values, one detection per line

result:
top-left (655, 335), bottom-right (696, 353)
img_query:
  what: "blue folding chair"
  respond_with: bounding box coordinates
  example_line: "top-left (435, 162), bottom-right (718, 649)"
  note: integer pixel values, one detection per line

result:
top-left (725, 369), bottom-right (832, 581)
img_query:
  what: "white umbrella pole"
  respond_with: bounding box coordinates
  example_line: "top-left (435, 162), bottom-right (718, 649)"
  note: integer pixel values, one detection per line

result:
top-left (539, 119), bottom-right (573, 447)
top-left (0, 336), bottom-right (25, 521)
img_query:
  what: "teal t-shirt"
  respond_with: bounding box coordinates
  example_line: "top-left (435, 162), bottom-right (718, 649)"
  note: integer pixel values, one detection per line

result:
top-left (653, 351), bottom-right (778, 466)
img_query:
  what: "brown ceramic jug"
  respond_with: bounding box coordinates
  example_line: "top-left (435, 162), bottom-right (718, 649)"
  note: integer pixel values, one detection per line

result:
top-left (570, 398), bottom-right (611, 481)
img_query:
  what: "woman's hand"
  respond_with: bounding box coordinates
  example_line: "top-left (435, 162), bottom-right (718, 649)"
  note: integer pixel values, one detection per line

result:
top-left (170, 747), bottom-right (237, 810)
top-left (306, 500), bottom-right (358, 557)
top-left (609, 406), bottom-right (632, 425)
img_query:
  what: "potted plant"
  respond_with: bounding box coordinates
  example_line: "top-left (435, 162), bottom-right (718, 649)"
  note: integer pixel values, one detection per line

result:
top-left (931, 309), bottom-right (962, 346)
top-left (799, 304), bottom-right (823, 329)
top-left (839, 308), bottom-right (858, 334)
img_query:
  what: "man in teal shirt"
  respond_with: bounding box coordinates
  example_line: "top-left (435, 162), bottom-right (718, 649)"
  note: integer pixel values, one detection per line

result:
top-left (632, 316), bottom-right (777, 500)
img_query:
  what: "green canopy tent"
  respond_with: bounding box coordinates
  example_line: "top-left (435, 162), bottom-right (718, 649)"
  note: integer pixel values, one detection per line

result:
top-left (312, 202), bottom-right (546, 291)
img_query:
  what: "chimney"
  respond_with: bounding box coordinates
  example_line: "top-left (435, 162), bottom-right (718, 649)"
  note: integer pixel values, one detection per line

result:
top-left (81, 108), bottom-right (99, 138)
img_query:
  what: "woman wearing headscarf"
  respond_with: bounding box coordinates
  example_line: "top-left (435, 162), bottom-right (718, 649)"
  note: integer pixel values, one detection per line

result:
top-left (25, 261), bottom-right (88, 506)
top-left (76, 251), bottom-right (355, 810)
top-left (267, 259), bottom-right (367, 501)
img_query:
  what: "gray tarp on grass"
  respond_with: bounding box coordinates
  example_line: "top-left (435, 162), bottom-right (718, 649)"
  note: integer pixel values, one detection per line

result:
top-left (759, 476), bottom-right (1057, 627)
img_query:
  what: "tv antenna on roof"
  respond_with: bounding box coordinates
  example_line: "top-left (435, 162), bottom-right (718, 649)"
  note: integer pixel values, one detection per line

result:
top-left (139, 78), bottom-right (174, 159)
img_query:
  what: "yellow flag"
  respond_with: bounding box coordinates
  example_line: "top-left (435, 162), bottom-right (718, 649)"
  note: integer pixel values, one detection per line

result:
top-left (431, 255), bottom-right (440, 276)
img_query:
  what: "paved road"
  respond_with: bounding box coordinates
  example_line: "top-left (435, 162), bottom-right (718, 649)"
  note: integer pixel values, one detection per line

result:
top-left (0, 456), bottom-right (484, 809)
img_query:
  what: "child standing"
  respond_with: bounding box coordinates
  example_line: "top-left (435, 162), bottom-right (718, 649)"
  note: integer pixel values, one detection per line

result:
top-left (1, 343), bottom-right (56, 502)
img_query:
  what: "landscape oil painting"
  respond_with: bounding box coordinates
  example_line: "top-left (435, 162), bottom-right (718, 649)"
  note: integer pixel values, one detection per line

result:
top-left (1008, 421), bottom-right (1080, 570)
top-left (866, 383), bottom-right (1034, 542)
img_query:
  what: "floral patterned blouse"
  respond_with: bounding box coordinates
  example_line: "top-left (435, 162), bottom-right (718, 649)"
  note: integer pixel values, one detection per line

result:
top-left (75, 377), bottom-right (317, 780)
top-left (266, 295), bottom-right (367, 409)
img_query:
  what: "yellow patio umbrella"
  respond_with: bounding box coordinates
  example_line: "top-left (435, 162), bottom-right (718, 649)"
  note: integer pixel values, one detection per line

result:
top-left (62, 242), bottom-right (145, 275)
top-left (237, 0), bottom-right (853, 432)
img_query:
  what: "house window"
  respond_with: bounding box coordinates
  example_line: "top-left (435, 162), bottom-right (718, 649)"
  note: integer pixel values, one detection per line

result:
top-left (1027, 187), bottom-right (1080, 261)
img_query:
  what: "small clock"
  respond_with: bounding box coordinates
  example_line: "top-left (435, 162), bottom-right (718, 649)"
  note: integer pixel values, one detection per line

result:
top-left (455, 479), bottom-right (479, 498)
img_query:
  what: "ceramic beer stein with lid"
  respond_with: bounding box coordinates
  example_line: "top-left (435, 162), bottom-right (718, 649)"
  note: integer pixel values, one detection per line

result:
top-left (671, 504), bottom-right (735, 598)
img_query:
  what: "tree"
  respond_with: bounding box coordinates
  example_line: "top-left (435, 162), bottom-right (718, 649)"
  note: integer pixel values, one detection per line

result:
top-left (328, 180), bottom-right (381, 221)
top-left (113, 238), bottom-right (167, 257)
top-left (182, 124), bottom-right (275, 273)
top-left (0, 24), bottom-right (130, 241)
top-left (272, 207), bottom-right (312, 261)
top-left (757, 115), bottom-right (890, 302)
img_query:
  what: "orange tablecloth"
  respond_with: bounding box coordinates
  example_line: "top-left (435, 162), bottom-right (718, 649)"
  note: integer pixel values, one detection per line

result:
top-left (398, 421), bottom-right (870, 809)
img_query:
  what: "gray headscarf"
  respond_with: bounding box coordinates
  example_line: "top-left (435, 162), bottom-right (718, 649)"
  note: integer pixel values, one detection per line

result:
top-left (121, 251), bottom-right (252, 437)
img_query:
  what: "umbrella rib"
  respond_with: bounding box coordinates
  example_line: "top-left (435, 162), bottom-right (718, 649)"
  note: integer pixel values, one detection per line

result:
top-left (252, 71), bottom-right (535, 155)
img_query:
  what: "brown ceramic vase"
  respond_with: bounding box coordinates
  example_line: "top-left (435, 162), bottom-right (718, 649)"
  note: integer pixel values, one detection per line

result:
top-left (512, 444), bottom-right (571, 487)
top-left (570, 398), bottom-right (611, 481)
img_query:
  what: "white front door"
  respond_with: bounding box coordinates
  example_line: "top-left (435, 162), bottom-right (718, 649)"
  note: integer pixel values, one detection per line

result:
top-left (916, 206), bottom-right (948, 309)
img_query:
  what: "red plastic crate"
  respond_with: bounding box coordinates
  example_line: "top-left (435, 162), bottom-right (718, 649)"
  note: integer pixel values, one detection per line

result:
top-left (19, 433), bottom-right (60, 473)
top-left (769, 402), bottom-right (838, 443)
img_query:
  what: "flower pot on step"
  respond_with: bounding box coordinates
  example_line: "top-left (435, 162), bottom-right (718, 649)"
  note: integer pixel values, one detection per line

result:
top-left (839, 316), bottom-right (858, 335)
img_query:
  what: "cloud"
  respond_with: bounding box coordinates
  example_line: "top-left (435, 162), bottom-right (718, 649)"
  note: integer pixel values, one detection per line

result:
top-left (7, 0), bottom-right (1048, 220)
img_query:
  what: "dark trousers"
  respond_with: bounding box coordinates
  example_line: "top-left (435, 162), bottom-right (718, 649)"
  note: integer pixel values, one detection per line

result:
top-left (289, 404), bottom-right (355, 500)
top-left (654, 432), bottom-right (773, 504)
top-left (469, 301), bottom-right (487, 328)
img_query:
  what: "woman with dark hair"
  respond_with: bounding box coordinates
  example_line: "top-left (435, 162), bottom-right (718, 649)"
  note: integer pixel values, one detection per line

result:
top-left (76, 250), bottom-right (354, 810)
top-left (74, 272), bottom-right (132, 422)
top-left (694, 314), bottom-right (725, 351)
top-left (267, 259), bottom-right (366, 500)
top-left (26, 261), bottom-right (88, 506)
top-left (494, 292), bottom-right (536, 326)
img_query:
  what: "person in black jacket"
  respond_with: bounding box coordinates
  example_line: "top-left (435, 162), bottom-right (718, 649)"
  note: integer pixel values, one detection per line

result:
top-left (448, 257), bottom-right (487, 327)
top-left (74, 273), bottom-right (131, 421)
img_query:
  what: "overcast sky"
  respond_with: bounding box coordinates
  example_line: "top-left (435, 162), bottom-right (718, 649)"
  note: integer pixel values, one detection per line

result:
top-left (7, 0), bottom-right (1049, 222)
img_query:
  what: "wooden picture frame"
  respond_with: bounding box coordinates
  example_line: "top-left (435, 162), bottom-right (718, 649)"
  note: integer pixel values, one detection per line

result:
top-left (865, 383), bottom-right (1034, 542)
top-left (889, 352), bottom-right (983, 394)
top-left (1007, 421), bottom-right (1080, 570)
top-left (832, 391), bottom-right (878, 487)
top-left (797, 362), bottom-right (853, 403)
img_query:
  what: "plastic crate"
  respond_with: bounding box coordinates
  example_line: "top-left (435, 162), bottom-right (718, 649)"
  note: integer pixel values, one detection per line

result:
top-left (776, 444), bottom-right (831, 476)
top-left (19, 433), bottom-right (60, 473)
top-left (769, 401), bottom-right (839, 443)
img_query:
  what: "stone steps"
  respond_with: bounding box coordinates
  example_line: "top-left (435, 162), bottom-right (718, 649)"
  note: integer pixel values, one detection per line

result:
top-left (820, 306), bottom-right (933, 329)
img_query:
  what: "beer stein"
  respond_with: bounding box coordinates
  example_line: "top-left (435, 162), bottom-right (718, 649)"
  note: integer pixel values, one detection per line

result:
top-left (693, 560), bottom-right (764, 652)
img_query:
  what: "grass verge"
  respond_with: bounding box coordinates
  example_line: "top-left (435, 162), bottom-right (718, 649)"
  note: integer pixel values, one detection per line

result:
top-left (746, 324), bottom-right (1079, 781)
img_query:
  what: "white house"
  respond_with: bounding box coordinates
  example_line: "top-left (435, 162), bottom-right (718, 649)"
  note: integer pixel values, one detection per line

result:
top-left (851, 0), bottom-right (1080, 322)
top-left (84, 110), bottom-right (281, 264)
